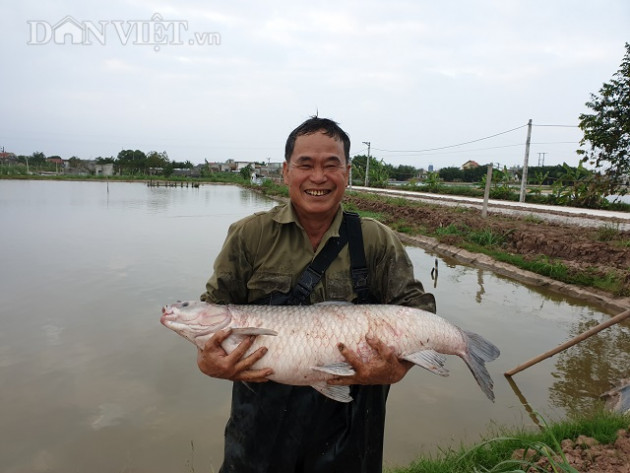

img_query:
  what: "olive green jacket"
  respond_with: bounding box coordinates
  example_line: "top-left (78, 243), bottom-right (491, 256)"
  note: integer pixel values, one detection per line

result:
top-left (201, 203), bottom-right (435, 312)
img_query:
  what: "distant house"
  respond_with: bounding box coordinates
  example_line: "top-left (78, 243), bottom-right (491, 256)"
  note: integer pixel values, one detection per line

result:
top-left (95, 163), bottom-right (114, 176)
top-left (234, 161), bottom-right (254, 171)
top-left (462, 160), bottom-right (480, 170)
top-left (207, 162), bottom-right (232, 173)
top-left (0, 152), bottom-right (17, 163)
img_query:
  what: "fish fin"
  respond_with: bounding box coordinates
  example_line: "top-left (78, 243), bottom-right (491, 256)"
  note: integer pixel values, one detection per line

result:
top-left (462, 330), bottom-right (501, 402)
top-left (242, 382), bottom-right (255, 394)
top-left (230, 327), bottom-right (278, 336)
top-left (311, 382), bottom-right (353, 403)
top-left (402, 350), bottom-right (449, 377)
top-left (311, 362), bottom-right (355, 376)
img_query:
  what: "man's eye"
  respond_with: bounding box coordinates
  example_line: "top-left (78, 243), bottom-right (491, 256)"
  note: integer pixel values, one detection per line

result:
top-left (298, 164), bottom-right (313, 171)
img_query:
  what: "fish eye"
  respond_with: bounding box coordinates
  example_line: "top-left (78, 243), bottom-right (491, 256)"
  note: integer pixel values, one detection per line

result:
top-left (182, 302), bottom-right (189, 307)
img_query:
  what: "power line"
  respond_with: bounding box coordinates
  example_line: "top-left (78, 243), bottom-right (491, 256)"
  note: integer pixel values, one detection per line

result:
top-left (372, 123), bottom-right (528, 154)
top-left (532, 124), bottom-right (580, 128)
top-left (369, 141), bottom-right (580, 159)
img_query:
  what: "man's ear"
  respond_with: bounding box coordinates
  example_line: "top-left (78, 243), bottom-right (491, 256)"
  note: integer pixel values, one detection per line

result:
top-left (282, 161), bottom-right (289, 185)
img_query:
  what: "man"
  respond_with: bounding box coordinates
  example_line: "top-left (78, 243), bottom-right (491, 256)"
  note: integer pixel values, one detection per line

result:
top-left (198, 117), bottom-right (436, 472)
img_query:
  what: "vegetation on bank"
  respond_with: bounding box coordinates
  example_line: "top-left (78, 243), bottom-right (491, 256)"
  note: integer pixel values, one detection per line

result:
top-left (386, 410), bottom-right (629, 473)
top-left (343, 190), bottom-right (629, 297)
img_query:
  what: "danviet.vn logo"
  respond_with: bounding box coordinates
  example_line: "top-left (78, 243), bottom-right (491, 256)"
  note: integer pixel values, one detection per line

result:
top-left (27, 13), bottom-right (221, 51)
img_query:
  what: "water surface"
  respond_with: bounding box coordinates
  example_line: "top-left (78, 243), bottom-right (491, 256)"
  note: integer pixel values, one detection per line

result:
top-left (1, 180), bottom-right (628, 472)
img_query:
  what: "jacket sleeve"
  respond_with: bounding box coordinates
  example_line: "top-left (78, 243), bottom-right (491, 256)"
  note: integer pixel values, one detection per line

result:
top-left (200, 219), bottom-right (254, 305)
top-left (364, 219), bottom-right (437, 313)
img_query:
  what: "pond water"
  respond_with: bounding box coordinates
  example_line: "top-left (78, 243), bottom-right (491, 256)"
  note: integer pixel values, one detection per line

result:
top-left (1, 180), bottom-right (628, 472)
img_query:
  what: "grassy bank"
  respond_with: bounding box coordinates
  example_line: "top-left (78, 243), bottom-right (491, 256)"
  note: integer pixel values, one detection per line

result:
top-left (339, 190), bottom-right (630, 298)
top-left (386, 409), bottom-right (629, 473)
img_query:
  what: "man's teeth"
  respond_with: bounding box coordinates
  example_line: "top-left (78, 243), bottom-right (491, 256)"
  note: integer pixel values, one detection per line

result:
top-left (306, 190), bottom-right (329, 196)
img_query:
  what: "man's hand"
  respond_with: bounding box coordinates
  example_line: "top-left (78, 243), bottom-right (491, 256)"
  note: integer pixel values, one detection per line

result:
top-left (327, 336), bottom-right (413, 386)
top-left (196, 328), bottom-right (273, 382)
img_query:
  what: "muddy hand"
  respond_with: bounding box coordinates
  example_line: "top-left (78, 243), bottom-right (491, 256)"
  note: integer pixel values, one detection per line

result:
top-left (327, 335), bottom-right (413, 386)
top-left (197, 328), bottom-right (273, 382)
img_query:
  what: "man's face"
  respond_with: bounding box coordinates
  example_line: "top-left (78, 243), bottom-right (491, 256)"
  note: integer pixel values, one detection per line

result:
top-left (283, 131), bottom-right (350, 223)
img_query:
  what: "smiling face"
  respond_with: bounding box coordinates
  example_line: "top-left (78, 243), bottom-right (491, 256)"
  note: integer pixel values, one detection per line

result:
top-left (283, 130), bottom-right (350, 228)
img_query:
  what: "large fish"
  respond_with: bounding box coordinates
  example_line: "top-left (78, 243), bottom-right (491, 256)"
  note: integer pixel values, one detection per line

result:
top-left (161, 301), bottom-right (500, 403)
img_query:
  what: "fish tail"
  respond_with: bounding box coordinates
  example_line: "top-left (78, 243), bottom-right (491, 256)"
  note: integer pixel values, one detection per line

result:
top-left (462, 330), bottom-right (500, 402)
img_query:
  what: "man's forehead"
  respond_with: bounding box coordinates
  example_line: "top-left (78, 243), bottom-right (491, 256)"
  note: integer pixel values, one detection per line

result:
top-left (292, 133), bottom-right (344, 156)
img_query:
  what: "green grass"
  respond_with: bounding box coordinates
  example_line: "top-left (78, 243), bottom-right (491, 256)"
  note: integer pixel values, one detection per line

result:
top-left (386, 410), bottom-right (629, 473)
top-left (434, 223), bottom-right (466, 238)
top-left (462, 249), bottom-right (627, 295)
top-left (468, 229), bottom-right (507, 247)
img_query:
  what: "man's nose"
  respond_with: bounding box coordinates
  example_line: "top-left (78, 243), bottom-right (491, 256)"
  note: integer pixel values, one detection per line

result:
top-left (310, 165), bottom-right (327, 181)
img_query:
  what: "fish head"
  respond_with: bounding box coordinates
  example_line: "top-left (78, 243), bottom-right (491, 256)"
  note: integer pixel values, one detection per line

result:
top-left (161, 301), bottom-right (232, 348)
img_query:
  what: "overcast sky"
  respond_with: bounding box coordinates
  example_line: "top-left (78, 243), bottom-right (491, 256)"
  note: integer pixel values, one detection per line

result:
top-left (1, 1), bottom-right (628, 170)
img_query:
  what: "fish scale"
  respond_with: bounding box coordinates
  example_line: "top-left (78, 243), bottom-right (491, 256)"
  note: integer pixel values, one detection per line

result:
top-left (161, 301), bottom-right (500, 403)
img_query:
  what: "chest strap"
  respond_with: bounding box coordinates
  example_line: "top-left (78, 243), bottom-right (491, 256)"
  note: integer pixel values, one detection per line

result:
top-left (288, 211), bottom-right (370, 305)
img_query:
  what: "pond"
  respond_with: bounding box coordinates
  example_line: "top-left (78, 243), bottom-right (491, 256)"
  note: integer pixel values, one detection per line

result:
top-left (1, 180), bottom-right (628, 472)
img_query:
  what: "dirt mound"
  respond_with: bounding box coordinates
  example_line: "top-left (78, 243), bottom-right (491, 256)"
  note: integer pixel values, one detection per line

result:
top-left (512, 429), bottom-right (630, 472)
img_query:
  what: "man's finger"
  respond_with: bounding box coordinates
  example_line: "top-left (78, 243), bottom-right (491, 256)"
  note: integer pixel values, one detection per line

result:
top-left (235, 367), bottom-right (274, 383)
top-left (205, 328), bottom-right (233, 349)
top-left (366, 336), bottom-right (394, 359)
top-left (234, 346), bottom-right (269, 371)
top-left (338, 342), bottom-right (362, 367)
top-left (227, 335), bottom-right (258, 361)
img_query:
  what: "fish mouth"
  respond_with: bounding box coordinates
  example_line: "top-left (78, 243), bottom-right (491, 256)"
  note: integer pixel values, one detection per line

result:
top-left (304, 189), bottom-right (331, 197)
top-left (161, 306), bottom-right (176, 325)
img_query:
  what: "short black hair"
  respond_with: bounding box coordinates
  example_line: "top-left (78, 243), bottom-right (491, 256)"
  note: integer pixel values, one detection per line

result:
top-left (284, 117), bottom-right (351, 163)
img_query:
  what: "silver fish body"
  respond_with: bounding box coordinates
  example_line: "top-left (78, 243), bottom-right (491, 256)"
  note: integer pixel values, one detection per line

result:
top-left (161, 301), bottom-right (500, 403)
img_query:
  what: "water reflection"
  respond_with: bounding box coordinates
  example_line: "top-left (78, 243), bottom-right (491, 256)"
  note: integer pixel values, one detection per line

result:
top-left (550, 316), bottom-right (630, 416)
top-left (476, 268), bottom-right (486, 303)
top-left (505, 376), bottom-right (544, 430)
top-left (429, 258), bottom-right (439, 288)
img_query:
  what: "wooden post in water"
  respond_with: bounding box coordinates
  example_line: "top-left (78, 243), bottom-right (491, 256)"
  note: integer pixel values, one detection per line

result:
top-left (505, 309), bottom-right (630, 377)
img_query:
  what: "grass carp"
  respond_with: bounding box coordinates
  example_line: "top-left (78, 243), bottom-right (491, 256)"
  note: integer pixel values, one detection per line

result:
top-left (161, 301), bottom-right (500, 403)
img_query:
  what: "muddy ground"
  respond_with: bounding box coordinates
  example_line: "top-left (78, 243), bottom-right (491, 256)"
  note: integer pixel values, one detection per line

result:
top-left (512, 429), bottom-right (630, 473)
top-left (344, 193), bottom-right (630, 311)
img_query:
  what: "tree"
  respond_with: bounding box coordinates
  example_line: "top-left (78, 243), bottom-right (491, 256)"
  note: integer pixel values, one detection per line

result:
top-left (390, 164), bottom-right (418, 181)
top-left (146, 151), bottom-right (170, 173)
top-left (239, 163), bottom-right (253, 181)
top-left (350, 154), bottom-right (390, 187)
top-left (116, 149), bottom-right (147, 175)
top-left (578, 42), bottom-right (630, 197)
top-left (438, 166), bottom-right (463, 182)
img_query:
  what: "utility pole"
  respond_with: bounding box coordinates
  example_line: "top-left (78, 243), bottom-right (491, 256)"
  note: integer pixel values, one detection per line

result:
top-left (537, 152), bottom-right (546, 167)
top-left (362, 141), bottom-right (371, 187)
top-left (519, 119), bottom-right (532, 203)
top-left (348, 157), bottom-right (353, 188)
